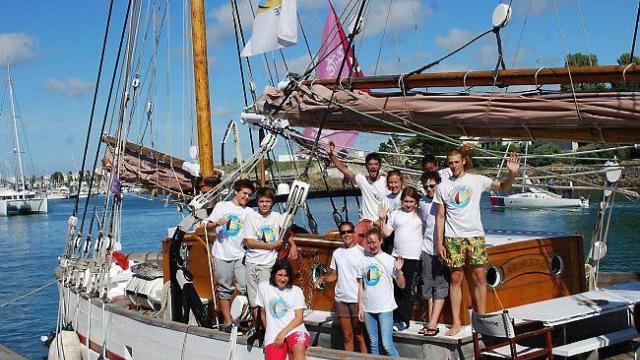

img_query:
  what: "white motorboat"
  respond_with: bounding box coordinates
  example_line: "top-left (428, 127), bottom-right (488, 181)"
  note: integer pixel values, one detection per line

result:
top-left (47, 186), bottom-right (71, 200)
top-left (0, 189), bottom-right (48, 216)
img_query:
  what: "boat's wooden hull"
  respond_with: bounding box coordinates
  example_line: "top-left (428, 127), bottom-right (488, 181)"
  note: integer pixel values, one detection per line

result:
top-left (289, 233), bottom-right (585, 326)
top-left (158, 230), bottom-right (584, 327)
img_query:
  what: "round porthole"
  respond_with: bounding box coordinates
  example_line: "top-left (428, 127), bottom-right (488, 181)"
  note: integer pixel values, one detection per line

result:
top-left (486, 265), bottom-right (503, 288)
top-left (551, 255), bottom-right (564, 275)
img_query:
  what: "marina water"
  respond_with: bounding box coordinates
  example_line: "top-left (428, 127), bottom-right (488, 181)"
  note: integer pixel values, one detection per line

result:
top-left (1, 194), bottom-right (638, 359)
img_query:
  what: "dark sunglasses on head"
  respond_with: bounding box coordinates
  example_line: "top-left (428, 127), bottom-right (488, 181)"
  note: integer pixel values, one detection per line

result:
top-left (340, 230), bottom-right (354, 235)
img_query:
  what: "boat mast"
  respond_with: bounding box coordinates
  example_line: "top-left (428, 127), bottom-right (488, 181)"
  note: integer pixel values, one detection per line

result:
top-left (7, 63), bottom-right (26, 192)
top-left (190, 0), bottom-right (214, 178)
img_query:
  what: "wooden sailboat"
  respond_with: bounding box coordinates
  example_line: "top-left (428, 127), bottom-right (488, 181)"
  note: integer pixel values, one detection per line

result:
top-left (50, 1), bottom-right (640, 359)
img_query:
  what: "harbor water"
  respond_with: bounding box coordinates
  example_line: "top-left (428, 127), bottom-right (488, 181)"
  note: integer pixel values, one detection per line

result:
top-left (0, 193), bottom-right (638, 359)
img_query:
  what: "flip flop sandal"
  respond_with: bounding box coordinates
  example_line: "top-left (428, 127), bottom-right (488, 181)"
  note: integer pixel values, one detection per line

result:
top-left (424, 328), bottom-right (440, 337)
top-left (418, 327), bottom-right (428, 335)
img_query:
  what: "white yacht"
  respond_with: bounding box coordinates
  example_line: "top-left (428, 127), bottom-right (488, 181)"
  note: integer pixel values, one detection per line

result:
top-left (0, 189), bottom-right (48, 216)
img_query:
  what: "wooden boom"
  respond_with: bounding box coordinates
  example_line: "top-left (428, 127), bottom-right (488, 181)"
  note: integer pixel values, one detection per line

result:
top-left (302, 65), bottom-right (640, 90)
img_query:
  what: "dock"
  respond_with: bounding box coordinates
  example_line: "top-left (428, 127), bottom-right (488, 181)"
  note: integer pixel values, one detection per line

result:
top-left (0, 343), bottom-right (27, 360)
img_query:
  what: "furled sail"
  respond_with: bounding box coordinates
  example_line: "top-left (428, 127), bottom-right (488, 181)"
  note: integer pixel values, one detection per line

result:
top-left (256, 83), bottom-right (640, 143)
top-left (101, 134), bottom-right (195, 198)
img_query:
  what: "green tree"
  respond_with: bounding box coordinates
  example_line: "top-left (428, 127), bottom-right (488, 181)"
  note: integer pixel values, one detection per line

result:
top-left (611, 52), bottom-right (640, 91)
top-left (560, 53), bottom-right (607, 92)
top-left (528, 142), bottom-right (561, 166)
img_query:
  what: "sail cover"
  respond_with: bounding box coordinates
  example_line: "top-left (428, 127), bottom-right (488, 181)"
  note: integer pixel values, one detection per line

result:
top-left (256, 84), bottom-right (640, 143)
top-left (101, 135), bottom-right (195, 197)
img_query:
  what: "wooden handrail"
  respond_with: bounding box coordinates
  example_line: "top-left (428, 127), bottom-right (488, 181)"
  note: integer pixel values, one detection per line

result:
top-left (301, 65), bottom-right (640, 90)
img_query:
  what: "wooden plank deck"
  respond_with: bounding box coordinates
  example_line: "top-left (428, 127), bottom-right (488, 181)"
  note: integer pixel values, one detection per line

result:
top-left (0, 343), bottom-right (27, 360)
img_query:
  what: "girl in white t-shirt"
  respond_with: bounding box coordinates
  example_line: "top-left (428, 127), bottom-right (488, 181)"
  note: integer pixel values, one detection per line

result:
top-left (357, 226), bottom-right (405, 356)
top-left (378, 186), bottom-right (423, 332)
top-left (255, 259), bottom-right (310, 360)
top-left (314, 221), bottom-right (367, 353)
top-left (381, 170), bottom-right (403, 255)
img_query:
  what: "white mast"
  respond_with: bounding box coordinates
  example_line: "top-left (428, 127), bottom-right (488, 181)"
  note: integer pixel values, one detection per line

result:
top-left (7, 62), bottom-right (26, 192)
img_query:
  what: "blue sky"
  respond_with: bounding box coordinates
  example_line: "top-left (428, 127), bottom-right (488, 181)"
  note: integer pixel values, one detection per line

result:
top-left (0, 0), bottom-right (637, 176)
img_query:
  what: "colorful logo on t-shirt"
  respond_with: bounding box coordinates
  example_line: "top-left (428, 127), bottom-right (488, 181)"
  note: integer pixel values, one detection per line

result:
top-left (258, 225), bottom-right (277, 243)
top-left (364, 264), bottom-right (383, 287)
top-left (223, 214), bottom-right (242, 236)
top-left (269, 298), bottom-right (289, 319)
top-left (447, 185), bottom-right (473, 208)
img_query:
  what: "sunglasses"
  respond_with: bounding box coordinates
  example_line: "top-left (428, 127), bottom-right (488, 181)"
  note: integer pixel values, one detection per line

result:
top-left (339, 230), bottom-right (354, 235)
top-left (424, 184), bottom-right (437, 189)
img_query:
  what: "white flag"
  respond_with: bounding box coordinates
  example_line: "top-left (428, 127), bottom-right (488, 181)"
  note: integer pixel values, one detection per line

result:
top-left (241, 0), bottom-right (298, 57)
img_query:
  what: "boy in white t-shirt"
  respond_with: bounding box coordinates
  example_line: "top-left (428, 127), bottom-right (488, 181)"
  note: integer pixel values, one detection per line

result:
top-left (328, 141), bottom-right (388, 245)
top-left (434, 149), bottom-right (519, 336)
top-left (243, 187), bottom-right (298, 335)
top-left (205, 179), bottom-right (255, 331)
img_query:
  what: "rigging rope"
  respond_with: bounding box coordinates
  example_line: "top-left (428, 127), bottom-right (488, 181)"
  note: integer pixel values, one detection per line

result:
top-left (78, 1), bottom-right (132, 234)
top-left (632, 1), bottom-right (640, 60)
top-left (73, 0), bottom-right (116, 216)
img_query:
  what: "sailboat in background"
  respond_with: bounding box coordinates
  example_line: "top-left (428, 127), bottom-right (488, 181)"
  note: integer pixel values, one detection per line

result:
top-left (490, 143), bottom-right (590, 209)
top-left (0, 64), bottom-right (47, 216)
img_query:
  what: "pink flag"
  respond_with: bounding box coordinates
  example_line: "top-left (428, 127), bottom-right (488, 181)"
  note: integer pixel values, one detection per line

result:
top-left (303, 128), bottom-right (358, 153)
top-left (307, 0), bottom-right (362, 153)
top-left (315, 0), bottom-right (364, 80)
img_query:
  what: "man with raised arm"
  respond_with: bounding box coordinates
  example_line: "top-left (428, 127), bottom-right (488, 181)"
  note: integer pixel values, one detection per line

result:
top-left (327, 141), bottom-right (388, 244)
top-left (434, 149), bottom-right (519, 336)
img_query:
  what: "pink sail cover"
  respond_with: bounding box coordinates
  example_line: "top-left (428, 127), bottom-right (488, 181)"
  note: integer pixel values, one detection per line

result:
top-left (307, 0), bottom-right (362, 152)
top-left (302, 128), bottom-right (358, 152)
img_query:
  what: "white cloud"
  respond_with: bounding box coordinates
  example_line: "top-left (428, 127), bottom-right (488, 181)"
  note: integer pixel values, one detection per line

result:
top-left (206, 2), bottom-right (254, 47)
top-left (0, 33), bottom-right (37, 66)
top-left (436, 28), bottom-right (473, 52)
top-left (282, 53), bottom-right (313, 75)
top-left (475, 44), bottom-right (498, 68)
top-left (361, 0), bottom-right (433, 38)
top-left (44, 77), bottom-right (93, 96)
top-left (212, 106), bottom-right (230, 116)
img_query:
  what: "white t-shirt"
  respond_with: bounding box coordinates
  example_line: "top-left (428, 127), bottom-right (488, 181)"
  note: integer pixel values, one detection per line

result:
top-left (242, 211), bottom-right (284, 266)
top-left (207, 201), bottom-right (255, 261)
top-left (354, 173), bottom-right (388, 221)
top-left (438, 167), bottom-right (453, 182)
top-left (357, 252), bottom-right (398, 313)
top-left (419, 196), bottom-right (438, 255)
top-left (385, 209), bottom-right (423, 260)
top-left (255, 282), bottom-right (309, 347)
top-left (330, 245), bottom-right (365, 303)
top-left (434, 173), bottom-right (493, 238)
top-left (382, 192), bottom-right (401, 214)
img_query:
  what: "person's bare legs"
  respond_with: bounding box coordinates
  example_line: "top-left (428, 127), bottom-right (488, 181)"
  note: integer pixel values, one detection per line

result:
top-left (445, 268), bottom-right (464, 336)
top-left (470, 265), bottom-right (487, 314)
top-left (426, 298), bottom-right (445, 330)
top-left (290, 343), bottom-right (307, 360)
top-left (338, 316), bottom-right (355, 352)
top-left (219, 299), bottom-right (232, 325)
top-left (351, 316), bottom-right (368, 353)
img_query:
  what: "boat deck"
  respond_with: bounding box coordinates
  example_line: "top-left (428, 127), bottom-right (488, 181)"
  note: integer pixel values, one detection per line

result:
top-left (0, 343), bottom-right (27, 360)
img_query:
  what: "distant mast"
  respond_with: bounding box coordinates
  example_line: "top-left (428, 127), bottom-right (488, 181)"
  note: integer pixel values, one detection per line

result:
top-left (7, 62), bottom-right (26, 191)
top-left (190, 0), bottom-right (215, 178)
